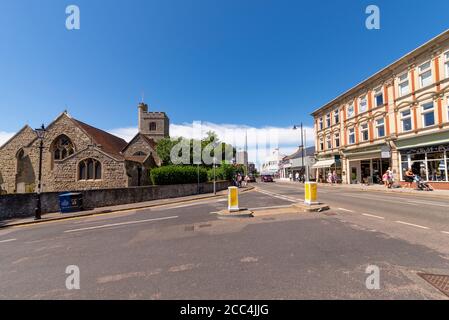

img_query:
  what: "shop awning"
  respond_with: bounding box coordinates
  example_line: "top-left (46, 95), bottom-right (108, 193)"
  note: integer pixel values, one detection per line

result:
top-left (312, 159), bottom-right (335, 168)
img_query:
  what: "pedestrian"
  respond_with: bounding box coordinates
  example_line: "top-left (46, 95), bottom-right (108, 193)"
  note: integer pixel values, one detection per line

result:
top-left (289, 172), bottom-right (293, 181)
top-left (332, 170), bottom-right (338, 184)
top-left (382, 171), bottom-right (389, 188)
top-left (387, 167), bottom-right (394, 188)
top-left (237, 173), bottom-right (243, 188)
top-left (327, 172), bottom-right (333, 184)
top-left (295, 172), bottom-right (300, 182)
top-left (404, 167), bottom-right (414, 189)
top-left (244, 174), bottom-right (250, 187)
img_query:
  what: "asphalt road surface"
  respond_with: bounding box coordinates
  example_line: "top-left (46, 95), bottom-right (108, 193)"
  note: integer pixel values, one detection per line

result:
top-left (1, 182), bottom-right (449, 299)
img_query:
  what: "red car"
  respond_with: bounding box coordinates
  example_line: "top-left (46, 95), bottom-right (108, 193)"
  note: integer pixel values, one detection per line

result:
top-left (261, 175), bottom-right (274, 182)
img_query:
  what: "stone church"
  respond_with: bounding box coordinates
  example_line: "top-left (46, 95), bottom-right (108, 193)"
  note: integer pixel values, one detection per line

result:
top-left (0, 102), bottom-right (169, 194)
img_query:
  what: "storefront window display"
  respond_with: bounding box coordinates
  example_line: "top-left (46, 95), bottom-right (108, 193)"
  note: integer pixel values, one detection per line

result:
top-left (400, 145), bottom-right (449, 182)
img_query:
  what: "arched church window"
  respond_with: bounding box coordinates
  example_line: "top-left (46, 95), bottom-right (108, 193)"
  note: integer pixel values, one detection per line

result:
top-left (52, 135), bottom-right (75, 161)
top-left (78, 159), bottom-right (102, 180)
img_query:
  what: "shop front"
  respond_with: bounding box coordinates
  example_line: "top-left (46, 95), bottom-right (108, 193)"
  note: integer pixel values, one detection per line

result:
top-left (396, 131), bottom-right (449, 189)
top-left (343, 145), bottom-right (394, 185)
top-left (313, 156), bottom-right (342, 183)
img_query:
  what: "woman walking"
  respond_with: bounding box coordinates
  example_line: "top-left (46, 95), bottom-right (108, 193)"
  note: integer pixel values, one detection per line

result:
top-left (404, 167), bottom-right (415, 189)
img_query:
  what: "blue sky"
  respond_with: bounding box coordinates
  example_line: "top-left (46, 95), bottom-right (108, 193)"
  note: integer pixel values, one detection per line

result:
top-left (1, 0), bottom-right (449, 159)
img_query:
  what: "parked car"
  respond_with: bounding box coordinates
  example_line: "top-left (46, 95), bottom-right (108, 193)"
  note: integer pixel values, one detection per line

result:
top-left (248, 174), bottom-right (257, 183)
top-left (261, 175), bottom-right (274, 182)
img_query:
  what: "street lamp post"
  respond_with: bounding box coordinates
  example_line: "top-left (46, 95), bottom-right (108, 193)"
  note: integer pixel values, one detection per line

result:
top-left (34, 124), bottom-right (46, 220)
top-left (213, 156), bottom-right (217, 195)
top-left (293, 123), bottom-right (306, 182)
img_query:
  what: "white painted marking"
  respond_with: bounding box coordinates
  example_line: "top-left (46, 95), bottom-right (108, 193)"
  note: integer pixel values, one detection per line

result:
top-left (342, 193), bottom-right (449, 208)
top-left (362, 213), bottom-right (385, 220)
top-left (249, 205), bottom-right (292, 210)
top-left (441, 231), bottom-right (449, 235)
top-left (395, 221), bottom-right (430, 230)
top-left (0, 238), bottom-right (17, 244)
top-left (64, 216), bottom-right (179, 233)
top-left (337, 208), bottom-right (354, 213)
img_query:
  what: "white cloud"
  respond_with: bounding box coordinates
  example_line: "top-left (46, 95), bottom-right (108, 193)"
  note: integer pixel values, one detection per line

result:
top-left (109, 121), bottom-right (315, 167)
top-left (0, 131), bottom-right (15, 147)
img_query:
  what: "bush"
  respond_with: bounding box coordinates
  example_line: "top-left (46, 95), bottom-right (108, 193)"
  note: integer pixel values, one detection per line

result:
top-left (207, 163), bottom-right (244, 181)
top-left (150, 165), bottom-right (208, 185)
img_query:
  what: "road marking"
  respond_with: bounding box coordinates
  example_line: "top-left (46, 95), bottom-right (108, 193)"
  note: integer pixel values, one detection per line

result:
top-left (362, 213), bottom-right (385, 220)
top-left (337, 208), bottom-right (354, 213)
top-left (256, 189), bottom-right (297, 202)
top-left (441, 231), bottom-right (449, 235)
top-left (249, 205), bottom-right (292, 210)
top-left (64, 215), bottom-right (179, 233)
top-left (0, 238), bottom-right (17, 243)
top-left (342, 193), bottom-right (449, 208)
top-left (395, 221), bottom-right (430, 230)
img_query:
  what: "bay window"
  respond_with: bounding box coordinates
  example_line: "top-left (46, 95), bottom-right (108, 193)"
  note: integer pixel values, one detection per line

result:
top-left (398, 72), bottom-right (410, 97)
top-left (376, 118), bottom-right (385, 138)
top-left (401, 109), bottom-right (413, 132)
top-left (360, 123), bottom-right (369, 141)
top-left (326, 113), bottom-right (331, 127)
top-left (445, 51), bottom-right (449, 78)
top-left (347, 104), bottom-right (355, 118)
top-left (359, 96), bottom-right (367, 113)
top-left (418, 61), bottom-right (433, 88)
top-left (348, 128), bottom-right (355, 144)
top-left (334, 109), bottom-right (339, 124)
top-left (422, 102), bottom-right (435, 127)
top-left (374, 87), bottom-right (384, 107)
top-left (334, 133), bottom-right (340, 148)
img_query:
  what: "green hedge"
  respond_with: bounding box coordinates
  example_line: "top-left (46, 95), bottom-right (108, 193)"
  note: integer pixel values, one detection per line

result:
top-left (207, 163), bottom-right (244, 181)
top-left (150, 165), bottom-right (208, 185)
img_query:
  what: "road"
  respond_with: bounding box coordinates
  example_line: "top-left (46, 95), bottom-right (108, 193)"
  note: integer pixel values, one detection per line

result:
top-left (0, 182), bottom-right (449, 299)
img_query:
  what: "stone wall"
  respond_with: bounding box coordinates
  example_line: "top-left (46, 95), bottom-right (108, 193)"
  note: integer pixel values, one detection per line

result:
top-left (0, 181), bottom-right (231, 220)
top-left (53, 146), bottom-right (128, 191)
top-left (0, 126), bottom-right (37, 194)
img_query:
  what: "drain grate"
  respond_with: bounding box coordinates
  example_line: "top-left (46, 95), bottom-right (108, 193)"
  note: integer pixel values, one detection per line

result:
top-left (418, 273), bottom-right (449, 297)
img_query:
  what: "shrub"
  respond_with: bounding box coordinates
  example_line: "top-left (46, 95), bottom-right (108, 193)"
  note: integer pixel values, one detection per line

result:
top-left (150, 165), bottom-right (208, 185)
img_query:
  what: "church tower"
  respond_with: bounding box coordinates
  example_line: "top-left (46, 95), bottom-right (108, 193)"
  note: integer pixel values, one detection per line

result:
top-left (138, 102), bottom-right (170, 141)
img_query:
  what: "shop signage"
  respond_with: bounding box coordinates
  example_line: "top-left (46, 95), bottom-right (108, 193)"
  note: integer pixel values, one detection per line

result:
top-left (402, 144), bottom-right (449, 155)
top-left (381, 145), bottom-right (391, 159)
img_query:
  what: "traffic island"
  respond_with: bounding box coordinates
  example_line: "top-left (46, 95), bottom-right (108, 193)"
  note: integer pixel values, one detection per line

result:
top-left (291, 202), bottom-right (330, 213)
top-left (216, 208), bottom-right (254, 219)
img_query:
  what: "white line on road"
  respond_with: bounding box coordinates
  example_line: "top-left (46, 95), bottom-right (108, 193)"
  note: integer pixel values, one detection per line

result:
top-left (337, 208), bottom-right (354, 213)
top-left (0, 238), bottom-right (17, 243)
top-left (395, 221), bottom-right (430, 230)
top-left (441, 231), bottom-right (449, 235)
top-left (249, 205), bottom-right (292, 210)
top-left (362, 213), bottom-right (385, 220)
top-left (64, 216), bottom-right (179, 233)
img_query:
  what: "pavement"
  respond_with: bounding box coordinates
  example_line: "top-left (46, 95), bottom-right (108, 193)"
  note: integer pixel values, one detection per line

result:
top-left (0, 186), bottom-right (254, 229)
top-left (1, 181), bottom-right (449, 299)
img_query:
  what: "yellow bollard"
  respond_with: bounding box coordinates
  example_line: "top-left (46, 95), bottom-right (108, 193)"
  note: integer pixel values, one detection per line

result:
top-left (304, 182), bottom-right (319, 205)
top-left (228, 186), bottom-right (239, 212)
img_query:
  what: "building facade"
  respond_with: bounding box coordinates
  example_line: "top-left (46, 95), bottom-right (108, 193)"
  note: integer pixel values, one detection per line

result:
top-left (0, 102), bottom-right (169, 194)
top-left (312, 30), bottom-right (449, 189)
top-left (279, 147), bottom-right (316, 181)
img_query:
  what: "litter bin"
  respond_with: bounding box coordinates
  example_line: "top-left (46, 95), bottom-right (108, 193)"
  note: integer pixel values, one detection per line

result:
top-left (59, 193), bottom-right (84, 213)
